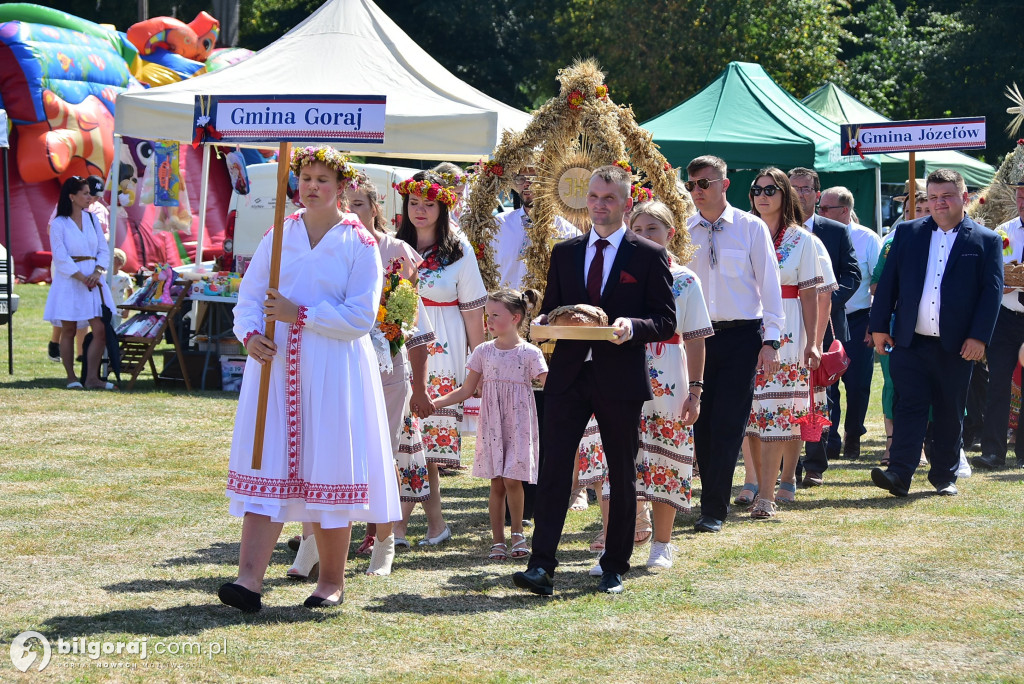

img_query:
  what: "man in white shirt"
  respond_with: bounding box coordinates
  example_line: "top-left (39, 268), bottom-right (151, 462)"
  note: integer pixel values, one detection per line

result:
top-left (685, 155), bottom-right (784, 532)
top-left (818, 186), bottom-right (882, 460)
top-left (870, 169), bottom-right (1003, 497)
top-left (492, 167), bottom-right (580, 290)
top-left (974, 183), bottom-right (1024, 470)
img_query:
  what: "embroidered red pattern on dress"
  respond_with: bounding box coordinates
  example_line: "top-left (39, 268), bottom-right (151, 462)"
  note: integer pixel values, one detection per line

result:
top-left (295, 305), bottom-right (309, 329)
top-left (242, 330), bottom-right (261, 348)
top-left (285, 319), bottom-right (303, 480)
top-left (226, 472), bottom-right (370, 504)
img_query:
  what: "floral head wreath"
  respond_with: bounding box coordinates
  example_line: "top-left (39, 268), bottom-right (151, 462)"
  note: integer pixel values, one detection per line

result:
top-left (393, 179), bottom-right (459, 209)
top-left (435, 171), bottom-right (469, 188)
top-left (289, 145), bottom-right (358, 181)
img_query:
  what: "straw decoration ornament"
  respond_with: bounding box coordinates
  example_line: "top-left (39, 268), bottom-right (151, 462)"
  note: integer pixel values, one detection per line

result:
top-left (289, 145), bottom-right (357, 181)
top-left (461, 58), bottom-right (696, 291)
top-left (393, 179), bottom-right (459, 209)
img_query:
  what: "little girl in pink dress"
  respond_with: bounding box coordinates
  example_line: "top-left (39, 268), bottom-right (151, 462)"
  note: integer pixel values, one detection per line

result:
top-left (434, 289), bottom-right (547, 560)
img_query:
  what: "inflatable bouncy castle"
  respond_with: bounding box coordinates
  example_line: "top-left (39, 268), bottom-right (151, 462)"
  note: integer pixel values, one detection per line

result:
top-left (0, 4), bottom-right (248, 280)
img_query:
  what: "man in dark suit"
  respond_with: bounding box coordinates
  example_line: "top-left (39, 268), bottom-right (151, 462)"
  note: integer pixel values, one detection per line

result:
top-left (512, 165), bottom-right (675, 595)
top-left (870, 169), bottom-right (1003, 497)
top-left (789, 167), bottom-right (861, 486)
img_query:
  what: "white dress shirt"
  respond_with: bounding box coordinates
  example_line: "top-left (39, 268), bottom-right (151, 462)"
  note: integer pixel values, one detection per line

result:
top-left (583, 224), bottom-right (626, 292)
top-left (998, 216), bottom-right (1024, 314)
top-left (581, 225), bottom-right (628, 356)
top-left (686, 204), bottom-right (785, 340)
top-left (845, 222), bottom-right (882, 313)
top-left (493, 208), bottom-right (580, 290)
top-left (915, 225), bottom-right (960, 336)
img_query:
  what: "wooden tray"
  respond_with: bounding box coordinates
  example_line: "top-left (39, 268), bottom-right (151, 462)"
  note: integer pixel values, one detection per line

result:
top-left (531, 324), bottom-right (617, 341)
top-left (1004, 264), bottom-right (1024, 288)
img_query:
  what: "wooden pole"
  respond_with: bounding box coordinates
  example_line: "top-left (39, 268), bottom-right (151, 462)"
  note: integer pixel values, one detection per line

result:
top-left (907, 152), bottom-right (917, 220)
top-left (251, 141), bottom-right (291, 470)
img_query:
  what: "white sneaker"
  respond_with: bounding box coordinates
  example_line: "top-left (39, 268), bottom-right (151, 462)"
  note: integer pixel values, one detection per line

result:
top-left (589, 552), bottom-right (604, 577)
top-left (647, 541), bottom-right (675, 569)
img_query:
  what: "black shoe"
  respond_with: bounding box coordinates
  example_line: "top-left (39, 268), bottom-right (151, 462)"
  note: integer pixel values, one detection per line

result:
top-left (843, 433), bottom-right (861, 460)
top-left (693, 516), bottom-right (723, 533)
top-left (512, 567), bottom-right (553, 596)
top-left (47, 341), bottom-right (60, 362)
top-left (802, 471), bottom-right (824, 487)
top-left (304, 592), bottom-right (343, 608)
top-left (970, 454), bottom-right (1005, 470)
top-left (870, 467), bottom-right (909, 497)
top-left (935, 482), bottom-right (959, 496)
top-left (597, 571), bottom-right (624, 594)
top-left (218, 582), bottom-right (262, 613)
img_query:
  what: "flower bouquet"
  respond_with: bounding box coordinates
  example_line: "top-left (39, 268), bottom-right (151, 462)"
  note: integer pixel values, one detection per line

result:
top-left (377, 258), bottom-right (420, 357)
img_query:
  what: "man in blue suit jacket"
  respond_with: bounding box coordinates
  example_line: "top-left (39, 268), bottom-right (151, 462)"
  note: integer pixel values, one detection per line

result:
top-left (869, 169), bottom-right (1003, 496)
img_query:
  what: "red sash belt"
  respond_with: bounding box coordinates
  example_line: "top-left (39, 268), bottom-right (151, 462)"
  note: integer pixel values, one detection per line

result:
top-left (422, 298), bottom-right (458, 307)
top-left (781, 285), bottom-right (799, 299)
top-left (652, 334), bottom-right (681, 356)
top-left (665, 333), bottom-right (680, 344)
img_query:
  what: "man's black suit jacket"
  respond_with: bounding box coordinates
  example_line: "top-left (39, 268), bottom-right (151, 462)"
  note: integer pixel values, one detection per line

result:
top-left (810, 214), bottom-right (861, 342)
top-left (541, 229), bottom-right (676, 401)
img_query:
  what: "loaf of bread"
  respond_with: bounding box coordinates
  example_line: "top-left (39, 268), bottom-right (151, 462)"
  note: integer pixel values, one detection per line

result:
top-left (1006, 261), bottom-right (1024, 288)
top-left (548, 304), bottom-right (609, 327)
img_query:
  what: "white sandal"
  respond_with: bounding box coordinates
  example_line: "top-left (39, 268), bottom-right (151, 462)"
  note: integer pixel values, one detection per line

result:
top-left (287, 535), bottom-right (319, 580)
top-left (366, 534), bottom-right (396, 576)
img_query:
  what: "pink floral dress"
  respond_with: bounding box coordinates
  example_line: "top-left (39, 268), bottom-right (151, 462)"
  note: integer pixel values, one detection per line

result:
top-left (466, 340), bottom-right (548, 482)
top-left (746, 226), bottom-right (826, 441)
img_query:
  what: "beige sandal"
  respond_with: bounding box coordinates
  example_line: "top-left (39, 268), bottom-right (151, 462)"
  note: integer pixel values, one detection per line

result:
top-left (569, 486), bottom-right (589, 511)
top-left (590, 530), bottom-right (606, 552)
top-left (365, 534), bottom-right (395, 576)
top-left (634, 502), bottom-right (653, 545)
top-left (750, 497), bottom-right (777, 520)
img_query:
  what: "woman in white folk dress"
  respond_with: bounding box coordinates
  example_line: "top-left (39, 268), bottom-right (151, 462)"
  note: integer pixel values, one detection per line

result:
top-left (392, 171), bottom-right (486, 547)
top-left (744, 168), bottom-right (824, 520)
top-left (218, 146), bottom-right (399, 612)
top-left (629, 201), bottom-right (713, 568)
top-left (43, 176), bottom-right (116, 390)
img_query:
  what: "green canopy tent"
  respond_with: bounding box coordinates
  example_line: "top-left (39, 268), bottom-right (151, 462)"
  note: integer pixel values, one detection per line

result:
top-left (802, 82), bottom-right (995, 188)
top-left (643, 62), bottom-right (882, 230)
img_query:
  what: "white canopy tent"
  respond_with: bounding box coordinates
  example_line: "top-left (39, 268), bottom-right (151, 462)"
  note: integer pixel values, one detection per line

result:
top-left (110, 0), bottom-right (531, 267)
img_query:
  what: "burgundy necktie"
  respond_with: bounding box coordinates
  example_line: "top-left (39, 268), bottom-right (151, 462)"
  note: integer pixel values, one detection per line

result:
top-left (587, 238), bottom-right (610, 305)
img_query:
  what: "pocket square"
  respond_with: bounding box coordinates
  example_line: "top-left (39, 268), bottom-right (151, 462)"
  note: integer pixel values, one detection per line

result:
top-left (619, 271), bottom-right (638, 284)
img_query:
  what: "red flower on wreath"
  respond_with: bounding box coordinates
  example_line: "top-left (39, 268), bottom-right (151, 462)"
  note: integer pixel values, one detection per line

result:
top-left (474, 242), bottom-right (486, 260)
top-left (614, 160), bottom-right (632, 174)
top-left (595, 84), bottom-right (609, 100)
top-left (663, 161), bottom-right (672, 172)
top-left (480, 160), bottom-right (504, 177)
top-left (567, 89), bottom-right (585, 109)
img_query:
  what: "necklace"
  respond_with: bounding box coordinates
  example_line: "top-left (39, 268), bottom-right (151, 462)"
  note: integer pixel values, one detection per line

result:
top-left (772, 225), bottom-right (787, 250)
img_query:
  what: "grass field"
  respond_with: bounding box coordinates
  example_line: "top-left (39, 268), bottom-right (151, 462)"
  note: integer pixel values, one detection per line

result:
top-left (1, 284), bottom-right (1023, 682)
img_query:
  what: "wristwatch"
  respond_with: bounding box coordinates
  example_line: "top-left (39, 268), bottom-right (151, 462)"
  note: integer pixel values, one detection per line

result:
top-left (762, 339), bottom-right (781, 350)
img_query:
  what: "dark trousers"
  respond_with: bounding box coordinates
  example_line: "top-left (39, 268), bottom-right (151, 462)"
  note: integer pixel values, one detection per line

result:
top-left (516, 390), bottom-right (545, 522)
top-left (693, 322), bottom-right (762, 521)
top-left (528, 363), bottom-right (642, 576)
top-left (980, 307), bottom-right (1024, 462)
top-left (888, 334), bottom-right (973, 487)
top-left (830, 308), bottom-right (875, 443)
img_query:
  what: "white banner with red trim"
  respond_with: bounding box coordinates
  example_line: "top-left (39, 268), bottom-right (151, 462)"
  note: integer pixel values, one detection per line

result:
top-left (841, 117), bottom-right (985, 157)
top-left (192, 94), bottom-right (386, 148)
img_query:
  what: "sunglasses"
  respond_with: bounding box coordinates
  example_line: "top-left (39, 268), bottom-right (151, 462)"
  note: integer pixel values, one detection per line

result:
top-left (684, 178), bottom-right (724, 192)
top-left (750, 184), bottom-right (780, 197)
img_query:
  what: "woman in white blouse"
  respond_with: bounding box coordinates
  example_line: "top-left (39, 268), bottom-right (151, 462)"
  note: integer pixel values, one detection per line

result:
top-left (43, 177), bottom-right (115, 390)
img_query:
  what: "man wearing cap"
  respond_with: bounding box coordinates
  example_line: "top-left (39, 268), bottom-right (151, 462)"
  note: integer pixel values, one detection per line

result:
top-left (974, 182), bottom-right (1024, 470)
top-left (789, 168), bottom-right (860, 485)
top-left (818, 186), bottom-right (882, 459)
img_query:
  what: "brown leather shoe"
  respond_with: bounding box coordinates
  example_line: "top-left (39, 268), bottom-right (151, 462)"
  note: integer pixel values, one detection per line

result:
top-left (802, 471), bottom-right (824, 487)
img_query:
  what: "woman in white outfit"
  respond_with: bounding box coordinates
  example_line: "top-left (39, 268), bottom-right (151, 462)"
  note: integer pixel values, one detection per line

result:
top-left (218, 147), bottom-right (400, 612)
top-left (43, 176), bottom-right (115, 390)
